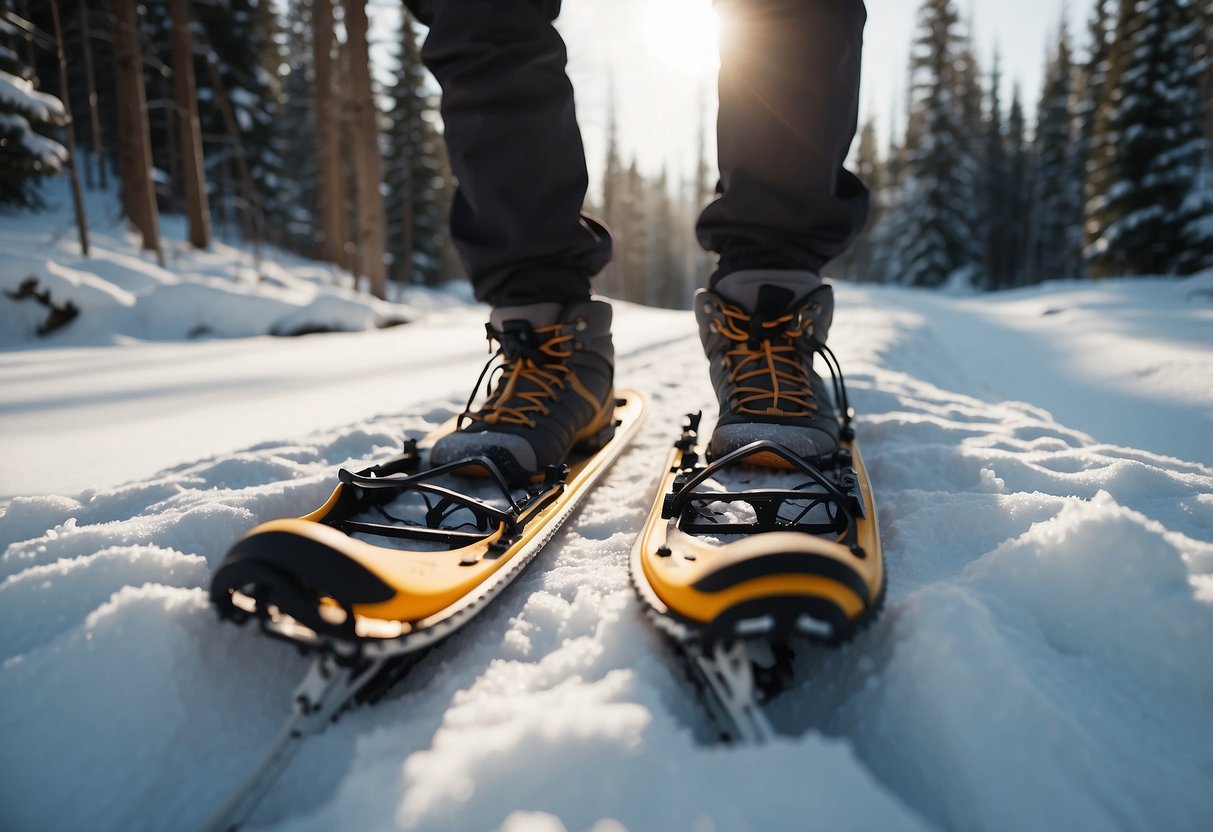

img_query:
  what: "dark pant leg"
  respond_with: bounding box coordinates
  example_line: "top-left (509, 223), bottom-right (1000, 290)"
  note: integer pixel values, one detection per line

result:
top-left (406, 0), bottom-right (609, 306)
top-left (698, 0), bottom-right (870, 283)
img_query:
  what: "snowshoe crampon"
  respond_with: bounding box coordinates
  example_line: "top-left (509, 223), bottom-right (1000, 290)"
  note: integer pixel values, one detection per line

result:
top-left (210, 390), bottom-right (646, 658)
top-left (632, 411), bottom-right (884, 649)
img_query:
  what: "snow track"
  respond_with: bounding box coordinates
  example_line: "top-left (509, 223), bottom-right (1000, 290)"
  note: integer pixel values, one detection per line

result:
top-left (2, 281), bottom-right (1211, 831)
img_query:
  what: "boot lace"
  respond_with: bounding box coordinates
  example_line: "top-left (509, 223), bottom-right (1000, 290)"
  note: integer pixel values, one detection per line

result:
top-left (460, 321), bottom-right (577, 430)
top-left (710, 299), bottom-right (852, 434)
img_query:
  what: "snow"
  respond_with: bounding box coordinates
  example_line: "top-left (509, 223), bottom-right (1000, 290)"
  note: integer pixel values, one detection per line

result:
top-left (0, 70), bottom-right (66, 123)
top-left (0, 180), bottom-right (426, 348)
top-left (2, 195), bottom-right (1213, 831)
top-left (0, 111), bottom-right (67, 168)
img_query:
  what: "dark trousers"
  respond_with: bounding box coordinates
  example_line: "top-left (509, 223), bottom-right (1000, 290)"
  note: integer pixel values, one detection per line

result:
top-left (405, 0), bottom-right (869, 306)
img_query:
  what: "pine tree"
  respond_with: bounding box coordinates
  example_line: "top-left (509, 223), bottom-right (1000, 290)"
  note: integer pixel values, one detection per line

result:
top-left (646, 167), bottom-right (683, 307)
top-left (0, 0), bottom-right (68, 209)
top-left (268, 0), bottom-right (319, 255)
top-left (1089, 0), bottom-right (1209, 276)
top-left (1174, 0), bottom-right (1213, 273)
top-left (598, 90), bottom-right (624, 299)
top-left (169, 0), bottom-right (210, 249)
top-left (1078, 0), bottom-right (1116, 268)
top-left (893, 0), bottom-right (982, 287)
top-left (955, 33), bottom-right (988, 287)
top-left (979, 54), bottom-right (1011, 287)
top-left (621, 158), bottom-right (649, 302)
top-left (311, 0), bottom-right (347, 267)
top-left (831, 116), bottom-right (884, 282)
top-left (193, 0), bottom-right (283, 244)
top-left (1004, 85), bottom-right (1031, 286)
top-left (1031, 21), bottom-right (1084, 280)
top-left (109, 0), bottom-right (161, 257)
top-left (384, 8), bottom-right (451, 287)
top-left (342, 0), bottom-right (387, 298)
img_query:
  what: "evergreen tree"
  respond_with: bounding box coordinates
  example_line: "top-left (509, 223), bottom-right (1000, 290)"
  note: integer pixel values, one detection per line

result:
top-left (598, 91), bottom-right (624, 299)
top-left (169, 0), bottom-right (211, 248)
top-left (831, 116), bottom-right (884, 282)
top-left (110, 0), bottom-right (161, 257)
top-left (645, 167), bottom-right (681, 307)
top-left (1174, 1), bottom-right (1213, 273)
top-left (620, 158), bottom-right (649, 302)
top-left (955, 33), bottom-right (988, 287)
top-left (1003, 85), bottom-right (1031, 287)
top-left (267, 0), bottom-right (318, 254)
top-left (1078, 0), bottom-right (1116, 267)
top-left (979, 54), bottom-right (1011, 287)
top-left (893, 0), bottom-right (982, 287)
top-left (1031, 22), bottom-right (1085, 280)
top-left (0, 1), bottom-right (68, 209)
top-left (1198, 0), bottom-right (1212, 153)
top-left (1088, 0), bottom-right (1207, 276)
top-left (384, 8), bottom-right (451, 286)
top-left (193, 0), bottom-right (283, 242)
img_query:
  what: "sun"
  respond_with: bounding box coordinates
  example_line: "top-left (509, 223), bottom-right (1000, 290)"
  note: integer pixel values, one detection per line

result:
top-left (642, 0), bottom-right (721, 77)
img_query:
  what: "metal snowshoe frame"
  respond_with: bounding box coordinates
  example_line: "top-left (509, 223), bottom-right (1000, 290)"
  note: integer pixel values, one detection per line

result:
top-left (331, 445), bottom-right (569, 548)
top-left (661, 412), bottom-right (867, 550)
top-left (212, 443), bottom-right (572, 659)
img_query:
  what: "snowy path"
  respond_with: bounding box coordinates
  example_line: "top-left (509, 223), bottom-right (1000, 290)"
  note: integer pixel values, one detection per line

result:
top-left (2, 280), bottom-right (1211, 832)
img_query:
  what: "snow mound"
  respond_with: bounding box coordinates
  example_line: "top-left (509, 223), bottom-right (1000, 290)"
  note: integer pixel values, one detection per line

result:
top-left (0, 180), bottom-right (476, 347)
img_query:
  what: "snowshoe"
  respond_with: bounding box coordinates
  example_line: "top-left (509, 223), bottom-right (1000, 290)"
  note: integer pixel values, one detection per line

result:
top-left (630, 411), bottom-right (884, 741)
top-left (212, 390), bottom-right (645, 656)
top-left (200, 391), bottom-right (644, 832)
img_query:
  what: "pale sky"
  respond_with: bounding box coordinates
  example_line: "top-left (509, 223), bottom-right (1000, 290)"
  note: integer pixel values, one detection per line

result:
top-left (369, 0), bottom-right (1091, 200)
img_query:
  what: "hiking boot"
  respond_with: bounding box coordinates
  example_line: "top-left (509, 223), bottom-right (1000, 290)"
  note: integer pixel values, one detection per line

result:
top-left (695, 269), bottom-right (851, 465)
top-left (430, 298), bottom-right (616, 484)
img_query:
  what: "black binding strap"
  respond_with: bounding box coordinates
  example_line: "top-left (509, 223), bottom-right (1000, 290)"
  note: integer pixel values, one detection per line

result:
top-left (326, 454), bottom-right (564, 548)
top-left (663, 438), bottom-right (864, 553)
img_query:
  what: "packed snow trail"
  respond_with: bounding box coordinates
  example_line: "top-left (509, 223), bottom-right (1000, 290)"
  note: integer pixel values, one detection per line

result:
top-left (1, 279), bottom-right (1211, 832)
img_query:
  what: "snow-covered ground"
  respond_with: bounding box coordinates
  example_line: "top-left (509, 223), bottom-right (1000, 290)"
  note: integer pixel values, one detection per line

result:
top-left (1, 203), bottom-right (1211, 831)
top-left (0, 180), bottom-right (424, 352)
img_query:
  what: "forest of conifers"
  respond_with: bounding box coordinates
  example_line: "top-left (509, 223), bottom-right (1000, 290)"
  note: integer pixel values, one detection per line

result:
top-left (2, 0), bottom-right (1210, 307)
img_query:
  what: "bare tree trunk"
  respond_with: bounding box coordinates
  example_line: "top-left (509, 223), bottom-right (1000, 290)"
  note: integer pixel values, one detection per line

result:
top-left (336, 54), bottom-right (358, 278)
top-left (50, 0), bottom-right (89, 256)
top-left (342, 0), bottom-right (387, 298)
top-left (169, 0), bottom-right (211, 248)
top-left (79, 0), bottom-right (106, 190)
top-left (109, 0), bottom-right (162, 262)
top-left (312, 0), bottom-right (348, 269)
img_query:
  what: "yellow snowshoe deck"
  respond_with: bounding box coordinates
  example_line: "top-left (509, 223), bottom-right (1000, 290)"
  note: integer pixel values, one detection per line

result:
top-left (212, 391), bottom-right (646, 651)
top-left (632, 413), bottom-right (884, 645)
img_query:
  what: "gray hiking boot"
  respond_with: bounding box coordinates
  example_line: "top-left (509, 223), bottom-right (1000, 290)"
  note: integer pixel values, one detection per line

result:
top-left (430, 298), bottom-right (616, 484)
top-left (695, 270), bottom-right (849, 465)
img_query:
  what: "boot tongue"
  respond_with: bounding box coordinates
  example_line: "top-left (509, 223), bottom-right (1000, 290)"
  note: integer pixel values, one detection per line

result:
top-left (490, 302), bottom-right (564, 362)
top-left (714, 269), bottom-right (822, 313)
top-left (490, 302), bottom-right (562, 331)
top-left (755, 284), bottom-right (796, 316)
